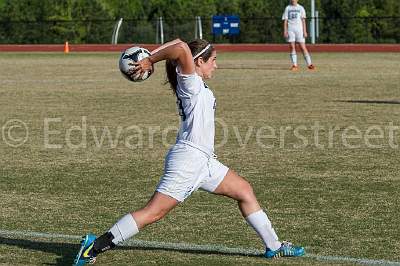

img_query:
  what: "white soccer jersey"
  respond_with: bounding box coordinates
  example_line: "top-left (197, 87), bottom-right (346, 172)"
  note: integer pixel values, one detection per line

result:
top-left (175, 67), bottom-right (216, 155)
top-left (282, 4), bottom-right (306, 31)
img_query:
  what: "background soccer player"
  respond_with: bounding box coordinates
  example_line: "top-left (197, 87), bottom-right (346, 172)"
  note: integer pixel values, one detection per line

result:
top-left (282, 0), bottom-right (315, 71)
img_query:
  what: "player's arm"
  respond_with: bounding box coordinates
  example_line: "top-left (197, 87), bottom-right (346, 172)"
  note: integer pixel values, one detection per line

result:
top-left (302, 18), bottom-right (308, 38)
top-left (133, 39), bottom-right (195, 76)
top-left (282, 7), bottom-right (289, 38)
top-left (283, 20), bottom-right (289, 38)
top-left (301, 7), bottom-right (308, 38)
top-left (150, 38), bottom-right (182, 55)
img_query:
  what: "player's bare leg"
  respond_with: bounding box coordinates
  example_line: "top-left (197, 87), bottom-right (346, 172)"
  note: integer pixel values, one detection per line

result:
top-left (132, 192), bottom-right (179, 229)
top-left (289, 42), bottom-right (299, 71)
top-left (213, 169), bottom-right (304, 258)
top-left (299, 42), bottom-right (315, 70)
top-left (213, 170), bottom-right (260, 217)
top-left (103, 192), bottom-right (178, 246)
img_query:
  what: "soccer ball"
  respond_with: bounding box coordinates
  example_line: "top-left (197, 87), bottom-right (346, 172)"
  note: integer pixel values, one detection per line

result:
top-left (119, 47), bottom-right (152, 82)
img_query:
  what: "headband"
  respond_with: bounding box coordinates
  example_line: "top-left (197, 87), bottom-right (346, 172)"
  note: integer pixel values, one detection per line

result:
top-left (193, 44), bottom-right (211, 60)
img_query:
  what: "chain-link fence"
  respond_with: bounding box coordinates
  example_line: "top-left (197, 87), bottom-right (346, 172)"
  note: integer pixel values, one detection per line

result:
top-left (318, 16), bottom-right (400, 43)
top-left (1, 17), bottom-right (399, 44)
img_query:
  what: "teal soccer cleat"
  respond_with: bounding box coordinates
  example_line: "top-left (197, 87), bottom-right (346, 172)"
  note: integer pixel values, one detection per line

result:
top-left (73, 234), bottom-right (97, 266)
top-left (265, 241), bottom-right (305, 258)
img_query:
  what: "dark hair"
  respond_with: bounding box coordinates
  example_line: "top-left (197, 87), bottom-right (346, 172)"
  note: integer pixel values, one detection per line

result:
top-left (166, 39), bottom-right (214, 95)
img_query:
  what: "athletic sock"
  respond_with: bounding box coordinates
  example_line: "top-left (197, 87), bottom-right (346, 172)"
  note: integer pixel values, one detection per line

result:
top-left (290, 52), bottom-right (298, 66)
top-left (109, 213), bottom-right (139, 245)
top-left (93, 213), bottom-right (139, 254)
top-left (245, 210), bottom-right (281, 251)
top-left (304, 53), bottom-right (312, 66)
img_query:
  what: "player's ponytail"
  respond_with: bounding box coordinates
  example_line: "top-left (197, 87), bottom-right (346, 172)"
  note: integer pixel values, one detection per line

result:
top-left (165, 59), bottom-right (178, 95)
top-left (165, 39), bottom-right (214, 95)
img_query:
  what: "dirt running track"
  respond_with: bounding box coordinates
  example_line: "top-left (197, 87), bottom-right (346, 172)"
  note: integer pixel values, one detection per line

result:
top-left (0, 44), bottom-right (399, 52)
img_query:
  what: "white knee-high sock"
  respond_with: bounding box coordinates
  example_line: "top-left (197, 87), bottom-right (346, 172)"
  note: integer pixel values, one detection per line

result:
top-left (290, 52), bottom-right (298, 66)
top-left (108, 213), bottom-right (139, 245)
top-left (304, 53), bottom-right (312, 66)
top-left (246, 210), bottom-right (281, 251)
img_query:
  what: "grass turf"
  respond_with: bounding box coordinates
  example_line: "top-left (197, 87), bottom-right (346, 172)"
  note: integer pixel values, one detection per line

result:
top-left (0, 52), bottom-right (399, 265)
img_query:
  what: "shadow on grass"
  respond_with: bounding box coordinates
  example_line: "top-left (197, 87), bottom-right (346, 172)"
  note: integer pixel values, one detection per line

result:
top-left (0, 236), bottom-right (79, 265)
top-left (334, 100), bottom-right (400, 105)
top-left (0, 236), bottom-right (262, 265)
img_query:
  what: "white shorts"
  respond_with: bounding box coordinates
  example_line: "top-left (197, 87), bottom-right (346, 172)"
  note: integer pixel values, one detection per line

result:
top-left (156, 143), bottom-right (229, 202)
top-left (287, 28), bottom-right (305, 43)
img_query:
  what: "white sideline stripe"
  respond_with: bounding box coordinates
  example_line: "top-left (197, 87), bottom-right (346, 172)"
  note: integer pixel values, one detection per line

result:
top-left (0, 229), bottom-right (399, 266)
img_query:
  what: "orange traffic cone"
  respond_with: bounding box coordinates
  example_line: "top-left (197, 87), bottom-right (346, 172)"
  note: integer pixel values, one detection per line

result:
top-left (64, 41), bottom-right (70, 53)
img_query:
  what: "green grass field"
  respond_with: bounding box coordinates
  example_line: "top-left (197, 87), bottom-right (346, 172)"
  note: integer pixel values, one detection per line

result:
top-left (0, 52), bottom-right (399, 265)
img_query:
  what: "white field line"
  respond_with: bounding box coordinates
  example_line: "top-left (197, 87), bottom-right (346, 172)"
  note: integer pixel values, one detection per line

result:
top-left (0, 229), bottom-right (399, 266)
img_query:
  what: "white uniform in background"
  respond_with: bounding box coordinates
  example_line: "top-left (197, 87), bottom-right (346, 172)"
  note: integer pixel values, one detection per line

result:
top-left (282, 4), bottom-right (307, 43)
top-left (156, 67), bottom-right (229, 202)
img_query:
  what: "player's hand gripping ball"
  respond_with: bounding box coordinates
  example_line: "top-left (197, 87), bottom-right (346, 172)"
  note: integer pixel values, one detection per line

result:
top-left (119, 47), bottom-right (153, 82)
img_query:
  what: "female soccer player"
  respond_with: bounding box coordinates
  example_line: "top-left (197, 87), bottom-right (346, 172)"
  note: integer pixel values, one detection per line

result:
top-left (74, 39), bottom-right (305, 265)
top-left (283, 0), bottom-right (315, 71)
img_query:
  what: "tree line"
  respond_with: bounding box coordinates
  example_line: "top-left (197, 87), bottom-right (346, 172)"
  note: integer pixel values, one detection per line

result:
top-left (0, 0), bottom-right (399, 44)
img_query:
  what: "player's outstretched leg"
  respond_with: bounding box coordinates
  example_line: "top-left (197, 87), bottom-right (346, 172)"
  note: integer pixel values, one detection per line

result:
top-left (73, 192), bottom-right (178, 265)
top-left (213, 169), bottom-right (305, 259)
